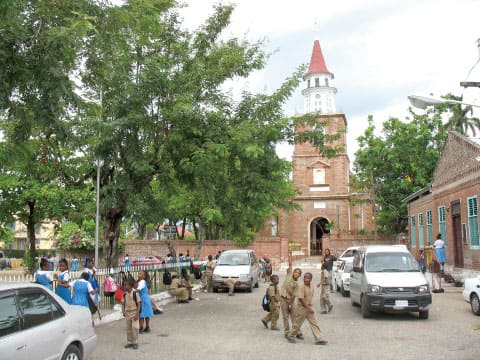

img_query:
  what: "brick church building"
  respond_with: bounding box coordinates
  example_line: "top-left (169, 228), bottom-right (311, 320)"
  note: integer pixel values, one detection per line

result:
top-left (256, 40), bottom-right (375, 258)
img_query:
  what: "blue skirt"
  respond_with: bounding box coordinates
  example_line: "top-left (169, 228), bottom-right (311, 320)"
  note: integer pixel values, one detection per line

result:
top-left (139, 288), bottom-right (154, 319)
top-left (435, 248), bottom-right (446, 264)
top-left (56, 286), bottom-right (72, 304)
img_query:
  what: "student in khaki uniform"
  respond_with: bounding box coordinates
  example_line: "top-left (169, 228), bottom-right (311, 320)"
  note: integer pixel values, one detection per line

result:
top-left (317, 261), bottom-right (333, 314)
top-left (261, 274), bottom-right (280, 330)
top-left (204, 255), bottom-right (216, 293)
top-left (279, 251), bottom-right (303, 338)
top-left (286, 272), bottom-right (328, 345)
top-left (225, 278), bottom-right (239, 296)
top-left (168, 275), bottom-right (189, 303)
top-left (122, 279), bottom-right (142, 350)
top-left (181, 269), bottom-right (194, 300)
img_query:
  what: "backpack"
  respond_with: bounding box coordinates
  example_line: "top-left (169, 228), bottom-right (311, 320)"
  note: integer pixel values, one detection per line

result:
top-left (193, 266), bottom-right (202, 280)
top-left (261, 289), bottom-right (270, 312)
top-left (104, 275), bottom-right (118, 294)
top-left (122, 291), bottom-right (141, 310)
top-left (163, 269), bottom-right (172, 286)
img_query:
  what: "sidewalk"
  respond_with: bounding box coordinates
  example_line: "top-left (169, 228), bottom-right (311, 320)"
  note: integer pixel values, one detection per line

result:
top-left (94, 284), bottom-right (202, 326)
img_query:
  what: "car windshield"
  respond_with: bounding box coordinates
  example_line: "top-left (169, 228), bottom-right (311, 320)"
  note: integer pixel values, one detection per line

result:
top-left (365, 252), bottom-right (420, 272)
top-left (217, 254), bottom-right (250, 266)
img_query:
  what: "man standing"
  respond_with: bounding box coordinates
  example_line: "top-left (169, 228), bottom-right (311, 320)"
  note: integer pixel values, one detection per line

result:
top-left (286, 273), bottom-right (328, 345)
top-left (261, 274), bottom-right (280, 330)
top-left (317, 261), bottom-right (333, 314)
top-left (279, 251), bottom-right (303, 339)
top-left (204, 255), bottom-right (216, 293)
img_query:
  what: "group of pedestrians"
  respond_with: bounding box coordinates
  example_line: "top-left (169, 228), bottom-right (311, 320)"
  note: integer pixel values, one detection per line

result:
top-left (261, 250), bottom-right (330, 345)
top-left (418, 233), bottom-right (447, 291)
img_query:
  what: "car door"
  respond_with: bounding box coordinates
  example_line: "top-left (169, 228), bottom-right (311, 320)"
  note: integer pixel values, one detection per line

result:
top-left (0, 290), bottom-right (23, 360)
top-left (349, 252), bottom-right (363, 303)
top-left (15, 288), bottom-right (66, 360)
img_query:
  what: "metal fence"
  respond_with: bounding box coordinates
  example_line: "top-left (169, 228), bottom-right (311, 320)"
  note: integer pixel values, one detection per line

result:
top-left (0, 261), bottom-right (203, 309)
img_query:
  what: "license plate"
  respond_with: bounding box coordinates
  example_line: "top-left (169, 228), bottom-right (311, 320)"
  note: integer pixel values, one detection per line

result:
top-left (395, 300), bottom-right (408, 307)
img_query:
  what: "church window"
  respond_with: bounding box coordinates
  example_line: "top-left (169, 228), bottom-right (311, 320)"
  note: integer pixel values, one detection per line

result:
top-left (314, 94), bottom-right (322, 112)
top-left (271, 217), bottom-right (278, 236)
top-left (315, 78), bottom-right (320, 87)
top-left (325, 78), bottom-right (329, 86)
top-left (307, 79), bottom-right (311, 88)
top-left (313, 168), bottom-right (325, 184)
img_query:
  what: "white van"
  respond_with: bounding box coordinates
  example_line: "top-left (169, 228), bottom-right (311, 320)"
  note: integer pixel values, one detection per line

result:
top-left (349, 245), bottom-right (432, 319)
top-left (212, 250), bottom-right (260, 293)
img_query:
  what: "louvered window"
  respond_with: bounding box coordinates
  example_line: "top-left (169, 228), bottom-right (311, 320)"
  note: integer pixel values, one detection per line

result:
top-left (410, 215), bottom-right (416, 247)
top-left (418, 213), bottom-right (424, 247)
top-left (438, 206), bottom-right (447, 245)
top-left (467, 196), bottom-right (480, 248)
top-left (426, 210), bottom-right (433, 244)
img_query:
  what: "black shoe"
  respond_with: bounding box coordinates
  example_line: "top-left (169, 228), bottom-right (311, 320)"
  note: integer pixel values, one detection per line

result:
top-left (328, 304), bottom-right (334, 313)
top-left (271, 327), bottom-right (280, 331)
top-left (296, 334), bottom-right (304, 340)
top-left (124, 344), bottom-right (133, 348)
top-left (314, 340), bottom-right (328, 345)
top-left (153, 309), bottom-right (163, 315)
top-left (144, 327), bottom-right (150, 333)
top-left (132, 344), bottom-right (138, 350)
top-left (139, 328), bottom-right (145, 333)
top-left (261, 320), bottom-right (268, 329)
top-left (188, 297), bottom-right (194, 301)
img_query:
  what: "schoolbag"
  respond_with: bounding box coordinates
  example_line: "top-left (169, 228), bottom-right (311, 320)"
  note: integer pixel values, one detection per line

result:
top-left (104, 275), bottom-right (118, 293)
top-left (262, 289), bottom-right (270, 312)
top-left (193, 267), bottom-right (202, 280)
top-left (163, 269), bottom-right (172, 286)
top-left (122, 291), bottom-right (140, 309)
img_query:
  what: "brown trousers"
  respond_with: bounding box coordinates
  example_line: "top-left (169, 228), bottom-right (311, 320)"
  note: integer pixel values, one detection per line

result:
top-left (320, 285), bottom-right (331, 312)
top-left (280, 296), bottom-right (297, 335)
top-left (125, 311), bottom-right (139, 345)
top-left (262, 302), bottom-right (279, 328)
top-left (288, 305), bottom-right (323, 341)
top-left (169, 288), bottom-right (189, 301)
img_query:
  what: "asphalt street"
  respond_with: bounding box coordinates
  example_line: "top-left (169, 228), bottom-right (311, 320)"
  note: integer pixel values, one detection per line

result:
top-left (91, 274), bottom-right (480, 360)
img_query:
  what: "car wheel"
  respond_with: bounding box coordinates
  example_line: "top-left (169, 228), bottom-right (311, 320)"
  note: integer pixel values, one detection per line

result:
top-left (212, 287), bottom-right (218, 293)
top-left (351, 296), bottom-right (359, 307)
top-left (361, 294), bottom-right (372, 318)
top-left (341, 283), bottom-right (347, 297)
top-left (471, 293), bottom-right (480, 315)
top-left (61, 344), bottom-right (81, 360)
top-left (254, 280), bottom-right (259, 288)
top-left (419, 310), bottom-right (429, 319)
top-left (248, 282), bottom-right (253, 293)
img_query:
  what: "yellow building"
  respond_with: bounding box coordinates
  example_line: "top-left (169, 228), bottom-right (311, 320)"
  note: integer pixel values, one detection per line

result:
top-left (1, 220), bottom-right (56, 250)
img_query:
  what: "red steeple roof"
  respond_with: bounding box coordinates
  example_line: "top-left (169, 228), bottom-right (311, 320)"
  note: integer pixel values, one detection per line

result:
top-left (306, 40), bottom-right (330, 75)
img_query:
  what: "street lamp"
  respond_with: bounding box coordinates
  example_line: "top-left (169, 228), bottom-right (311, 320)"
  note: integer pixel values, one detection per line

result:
top-left (408, 95), bottom-right (480, 109)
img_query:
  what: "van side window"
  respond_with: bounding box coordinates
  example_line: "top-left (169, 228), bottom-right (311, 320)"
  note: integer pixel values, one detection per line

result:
top-left (0, 293), bottom-right (21, 337)
top-left (353, 252), bottom-right (363, 270)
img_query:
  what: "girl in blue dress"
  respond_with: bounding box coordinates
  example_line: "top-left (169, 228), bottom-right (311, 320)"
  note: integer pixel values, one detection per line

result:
top-left (35, 258), bottom-right (53, 290)
top-left (84, 258), bottom-right (99, 305)
top-left (71, 272), bottom-right (95, 308)
top-left (138, 270), bottom-right (154, 333)
top-left (55, 258), bottom-right (71, 303)
top-left (71, 257), bottom-right (78, 272)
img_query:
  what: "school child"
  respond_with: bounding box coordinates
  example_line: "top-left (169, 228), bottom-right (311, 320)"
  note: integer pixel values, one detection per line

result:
top-left (137, 270), bottom-right (154, 333)
top-left (122, 279), bottom-right (142, 350)
top-left (84, 258), bottom-right (99, 305)
top-left (71, 257), bottom-right (78, 272)
top-left (34, 258), bottom-right (53, 290)
top-left (55, 258), bottom-right (71, 303)
top-left (261, 274), bottom-right (280, 330)
top-left (317, 261), bottom-right (333, 314)
top-left (71, 272), bottom-right (97, 309)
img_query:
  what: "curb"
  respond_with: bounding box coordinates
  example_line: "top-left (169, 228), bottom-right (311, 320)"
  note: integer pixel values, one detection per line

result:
top-left (94, 284), bottom-right (203, 326)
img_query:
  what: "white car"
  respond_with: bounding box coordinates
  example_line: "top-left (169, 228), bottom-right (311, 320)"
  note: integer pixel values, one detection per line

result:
top-left (463, 275), bottom-right (480, 315)
top-left (332, 246), bottom-right (359, 289)
top-left (335, 260), bottom-right (353, 297)
top-left (0, 282), bottom-right (97, 360)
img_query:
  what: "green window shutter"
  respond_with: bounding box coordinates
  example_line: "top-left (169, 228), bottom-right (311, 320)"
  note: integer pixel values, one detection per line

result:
top-left (418, 213), bottom-right (424, 247)
top-left (467, 196), bottom-right (480, 248)
top-left (410, 215), bottom-right (416, 247)
top-left (426, 210), bottom-right (433, 244)
top-left (438, 206), bottom-right (447, 245)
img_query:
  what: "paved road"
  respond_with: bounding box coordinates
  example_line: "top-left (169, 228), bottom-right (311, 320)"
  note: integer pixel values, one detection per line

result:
top-left (91, 275), bottom-right (480, 360)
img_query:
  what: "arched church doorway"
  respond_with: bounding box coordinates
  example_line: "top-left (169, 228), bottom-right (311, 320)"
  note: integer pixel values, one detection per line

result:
top-left (310, 217), bottom-right (330, 256)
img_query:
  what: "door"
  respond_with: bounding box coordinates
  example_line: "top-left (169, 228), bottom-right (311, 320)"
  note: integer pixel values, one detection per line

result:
top-left (451, 201), bottom-right (463, 268)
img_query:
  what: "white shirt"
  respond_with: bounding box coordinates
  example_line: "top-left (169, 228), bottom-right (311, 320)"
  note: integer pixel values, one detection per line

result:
top-left (434, 239), bottom-right (445, 249)
top-left (59, 270), bottom-right (70, 282)
top-left (137, 279), bottom-right (147, 291)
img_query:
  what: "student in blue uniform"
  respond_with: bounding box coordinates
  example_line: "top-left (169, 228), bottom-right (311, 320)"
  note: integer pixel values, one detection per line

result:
top-left (137, 270), bottom-right (154, 333)
top-left (71, 272), bottom-right (96, 308)
top-left (71, 257), bottom-right (78, 272)
top-left (55, 258), bottom-right (71, 303)
top-left (35, 258), bottom-right (53, 290)
top-left (84, 258), bottom-right (99, 305)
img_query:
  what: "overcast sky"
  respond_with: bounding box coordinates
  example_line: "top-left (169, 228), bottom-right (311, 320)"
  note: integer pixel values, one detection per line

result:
top-left (180, 0), bottom-right (480, 163)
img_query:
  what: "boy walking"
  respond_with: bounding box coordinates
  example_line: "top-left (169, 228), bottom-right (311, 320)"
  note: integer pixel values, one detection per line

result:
top-left (317, 261), bottom-right (333, 314)
top-left (286, 273), bottom-right (328, 345)
top-left (122, 279), bottom-right (142, 350)
top-left (261, 274), bottom-right (280, 330)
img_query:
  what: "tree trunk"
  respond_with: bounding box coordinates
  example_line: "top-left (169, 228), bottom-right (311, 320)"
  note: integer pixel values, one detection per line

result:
top-left (27, 201), bottom-right (37, 273)
top-left (137, 223), bottom-right (146, 240)
top-left (181, 217), bottom-right (186, 240)
top-left (195, 219), bottom-right (206, 260)
top-left (102, 207), bottom-right (123, 268)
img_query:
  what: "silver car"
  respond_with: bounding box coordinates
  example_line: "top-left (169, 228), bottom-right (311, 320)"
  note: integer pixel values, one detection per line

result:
top-left (212, 250), bottom-right (260, 293)
top-left (0, 282), bottom-right (96, 360)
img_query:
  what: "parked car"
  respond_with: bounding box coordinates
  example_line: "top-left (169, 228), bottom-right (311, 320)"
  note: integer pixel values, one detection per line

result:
top-left (212, 250), bottom-right (260, 293)
top-left (332, 246), bottom-right (359, 289)
top-left (120, 255), bottom-right (163, 267)
top-left (0, 250), bottom-right (12, 270)
top-left (463, 275), bottom-right (480, 315)
top-left (349, 245), bottom-right (432, 319)
top-left (0, 282), bottom-right (96, 360)
top-left (336, 259), bottom-right (353, 297)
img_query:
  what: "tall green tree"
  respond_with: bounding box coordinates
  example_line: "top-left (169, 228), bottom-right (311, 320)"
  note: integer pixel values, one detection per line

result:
top-left (0, 0), bottom-right (96, 268)
top-left (441, 93), bottom-right (480, 136)
top-left (353, 112), bottom-right (447, 234)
